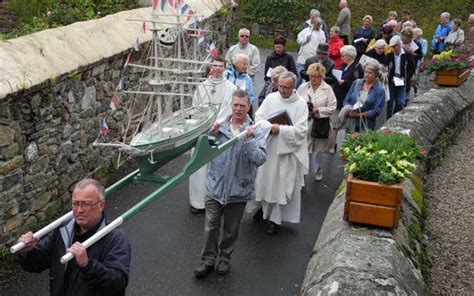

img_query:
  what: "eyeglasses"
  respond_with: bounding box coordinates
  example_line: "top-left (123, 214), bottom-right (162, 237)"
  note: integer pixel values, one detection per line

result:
top-left (72, 200), bottom-right (102, 209)
top-left (240, 35), bottom-right (249, 38)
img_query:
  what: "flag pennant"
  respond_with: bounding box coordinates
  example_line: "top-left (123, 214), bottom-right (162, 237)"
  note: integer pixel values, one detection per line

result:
top-left (187, 9), bottom-right (194, 21)
top-left (142, 21), bottom-right (147, 33)
top-left (207, 39), bottom-right (216, 51)
top-left (197, 30), bottom-right (205, 46)
top-left (124, 52), bottom-right (132, 68)
top-left (133, 38), bottom-right (140, 51)
top-left (160, 0), bottom-right (167, 11)
top-left (110, 96), bottom-right (118, 111)
top-left (116, 77), bottom-right (124, 91)
top-left (180, 3), bottom-right (189, 15)
top-left (99, 117), bottom-right (109, 135)
top-left (153, 0), bottom-right (159, 10)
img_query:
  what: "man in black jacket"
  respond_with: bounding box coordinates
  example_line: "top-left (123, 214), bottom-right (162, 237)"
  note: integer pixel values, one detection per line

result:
top-left (17, 179), bottom-right (131, 296)
top-left (387, 35), bottom-right (415, 118)
top-left (300, 43), bottom-right (336, 87)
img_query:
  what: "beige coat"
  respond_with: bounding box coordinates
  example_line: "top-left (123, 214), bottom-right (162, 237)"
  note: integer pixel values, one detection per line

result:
top-left (297, 80), bottom-right (337, 154)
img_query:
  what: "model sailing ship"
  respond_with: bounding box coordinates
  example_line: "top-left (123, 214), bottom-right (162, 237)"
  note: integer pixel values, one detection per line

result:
top-left (94, 1), bottom-right (220, 175)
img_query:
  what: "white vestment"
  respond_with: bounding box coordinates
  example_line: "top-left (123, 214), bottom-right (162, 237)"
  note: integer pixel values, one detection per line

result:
top-left (252, 91), bottom-right (309, 224)
top-left (189, 78), bottom-right (237, 209)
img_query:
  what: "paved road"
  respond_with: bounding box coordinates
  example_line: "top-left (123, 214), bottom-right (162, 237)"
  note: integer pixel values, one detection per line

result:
top-left (2, 48), bottom-right (345, 295)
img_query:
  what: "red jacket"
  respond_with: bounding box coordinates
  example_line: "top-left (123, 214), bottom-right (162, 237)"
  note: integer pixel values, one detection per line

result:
top-left (328, 36), bottom-right (344, 69)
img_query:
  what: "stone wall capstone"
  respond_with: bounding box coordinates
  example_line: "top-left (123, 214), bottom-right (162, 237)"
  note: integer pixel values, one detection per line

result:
top-left (301, 75), bottom-right (474, 295)
top-left (0, 0), bottom-right (227, 246)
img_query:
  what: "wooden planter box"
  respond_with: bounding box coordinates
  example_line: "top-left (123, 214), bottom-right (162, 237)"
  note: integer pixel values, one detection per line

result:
top-left (344, 174), bottom-right (403, 228)
top-left (435, 68), bottom-right (470, 86)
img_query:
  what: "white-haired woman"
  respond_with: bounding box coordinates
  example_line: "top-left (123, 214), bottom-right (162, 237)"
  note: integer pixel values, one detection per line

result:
top-left (342, 59), bottom-right (385, 131)
top-left (297, 63), bottom-right (336, 181)
top-left (224, 53), bottom-right (255, 106)
top-left (331, 45), bottom-right (363, 152)
top-left (257, 65), bottom-right (287, 106)
top-left (364, 39), bottom-right (388, 66)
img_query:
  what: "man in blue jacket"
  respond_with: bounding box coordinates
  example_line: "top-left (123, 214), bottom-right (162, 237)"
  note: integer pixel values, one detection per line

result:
top-left (16, 179), bottom-right (131, 296)
top-left (194, 89), bottom-right (267, 278)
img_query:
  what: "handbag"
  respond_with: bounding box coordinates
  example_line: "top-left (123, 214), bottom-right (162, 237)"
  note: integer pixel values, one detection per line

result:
top-left (311, 117), bottom-right (330, 138)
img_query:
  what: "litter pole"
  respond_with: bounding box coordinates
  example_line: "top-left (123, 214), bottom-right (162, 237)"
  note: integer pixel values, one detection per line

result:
top-left (10, 211), bottom-right (74, 254)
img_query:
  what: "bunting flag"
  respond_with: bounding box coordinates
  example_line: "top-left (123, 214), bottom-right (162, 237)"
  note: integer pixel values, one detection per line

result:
top-left (124, 52), bottom-right (132, 68)
top-left (153, 0), bottom-right (159, 10)
top-left (160, 0), bottom-right (167, 11)
top-left (99, 117), bottom-right (108, 135)
top-left (142, 21), bottom-right (147, 33)
top-left (179, 3), bottom-right (189, 15)
top-left (110, 96), bottom-right (118, 111)
top-left (187, 9), bottom-right (195, 21)
top-left (206, 40), bottom-right (218, 57)
top-left (116, 77), bottom-right (124, 91)
top-left (168, 0), bottom-right (183, 9)
top-left (197, 30), bottom-right (205, 46)
top-left (133, 38), bottom-right (140, 51)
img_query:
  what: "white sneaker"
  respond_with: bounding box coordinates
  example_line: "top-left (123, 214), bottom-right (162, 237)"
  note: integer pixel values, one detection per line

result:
top-left (315, 169), bottom-right (323, 181)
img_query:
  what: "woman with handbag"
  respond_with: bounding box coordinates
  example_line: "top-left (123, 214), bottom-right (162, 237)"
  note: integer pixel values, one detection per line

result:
top-left (297, 63), bottom-right (337, 181)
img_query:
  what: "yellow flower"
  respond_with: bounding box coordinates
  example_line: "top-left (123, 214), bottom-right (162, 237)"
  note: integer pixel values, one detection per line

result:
top-left (378, 150), bottom-right (388, 155)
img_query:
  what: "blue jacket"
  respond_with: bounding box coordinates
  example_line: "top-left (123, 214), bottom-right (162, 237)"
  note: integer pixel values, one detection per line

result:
top-left (343, 79), bottom-right (385, 130)
top-left (18, 216), bottom-right (131, 296)
top-left (432, 22), bottom-right (451, 52)
top-left (224, 66), bottom-right (256, 104)
top-left (206, 116), bottom-right (266, 205)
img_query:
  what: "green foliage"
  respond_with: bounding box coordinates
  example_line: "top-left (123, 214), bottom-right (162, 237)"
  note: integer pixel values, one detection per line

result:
top-left (4, 0), bottom-right (137, 39)
top-left (341, 131), bottom-right (425, 184)
top-left (68, 70), bottom-right (82, 80)
top-left (0, 246), bottom-right (12, 260)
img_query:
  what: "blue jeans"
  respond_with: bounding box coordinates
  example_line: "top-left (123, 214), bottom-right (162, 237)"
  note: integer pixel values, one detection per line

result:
top-left (388, 84), bottom-right (406, 118)
top-left (296, 63), bottom-right (305, 87)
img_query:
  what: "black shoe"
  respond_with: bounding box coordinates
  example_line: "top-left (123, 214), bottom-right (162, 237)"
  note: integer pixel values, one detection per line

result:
top-left (266, 222), bottom-right (280, 235)
top-left (190, 206), bottom-right (204, 215)
top-left (253, 208), bottom-right (263, 222)
top-left (194, 263), bottom-right (214, 279)
top-left (216, 261), bottom-right (230, 275)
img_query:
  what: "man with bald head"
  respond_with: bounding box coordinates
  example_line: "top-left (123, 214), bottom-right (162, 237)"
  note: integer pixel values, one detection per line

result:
top-left (17, 179), bottom-right (131, 296)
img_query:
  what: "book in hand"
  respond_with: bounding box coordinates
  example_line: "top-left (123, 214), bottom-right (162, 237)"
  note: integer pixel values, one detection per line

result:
top-left (266, 108), bottom-right (293, 126)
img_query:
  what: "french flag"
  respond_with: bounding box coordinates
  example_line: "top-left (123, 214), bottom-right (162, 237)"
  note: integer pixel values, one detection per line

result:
top-left (99, 117), bottom-right (108, 135)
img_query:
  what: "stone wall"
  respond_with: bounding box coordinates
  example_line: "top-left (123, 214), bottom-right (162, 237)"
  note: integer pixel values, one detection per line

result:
top-left (301, 75), bottom-right (474, 295)
top-left (0, 0), bottom-right (227, 247)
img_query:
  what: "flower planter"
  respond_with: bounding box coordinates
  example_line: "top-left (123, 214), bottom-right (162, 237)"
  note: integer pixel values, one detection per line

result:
top-left (343, 174), bottom-right (403, 228)
top-left (435, 68), bottom-right (470, 86)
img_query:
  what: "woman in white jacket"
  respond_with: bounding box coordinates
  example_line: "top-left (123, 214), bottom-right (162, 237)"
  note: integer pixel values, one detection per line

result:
top-left (297, 63), bottom-right (337, 181)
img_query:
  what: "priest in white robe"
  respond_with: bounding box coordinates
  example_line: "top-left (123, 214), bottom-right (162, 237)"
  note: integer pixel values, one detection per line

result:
top-left (189, 56), bottom-right (237, 213)
top-left (253, 71), bottom-right (309, 234)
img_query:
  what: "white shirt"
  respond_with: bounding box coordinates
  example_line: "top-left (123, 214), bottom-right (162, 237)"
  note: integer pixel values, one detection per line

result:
top-left (394, 48), bottom-right (405, 76)
top-left (296, 27), bottom-right (326, 64)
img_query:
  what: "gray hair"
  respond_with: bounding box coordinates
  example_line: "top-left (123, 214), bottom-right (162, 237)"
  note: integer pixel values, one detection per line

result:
top-left (402, 21), bottom-right (414, 28)
top-left (74, 179), bottom-right (106, 201)
top-left (271, 65), bottom-right (287, 80)
top-left (330, 26), bottom-right (340, 35)
top-left (232, 53), bottom-right (249, 65)
top-left (279, 71), bottom-right (297, 87)
top-left (238, 28), bottom-right (250, 37)
top-left (311, 18), bottom-right (322, 25)
top-left (310, 9), bottom-right (320, 17)
top-left (340, 45), bottom-right (357, 59)
top-left (363, 59), bottom-right (381, 76)
top-left (413, 28), bottom-right (423, 36)
top-left (374, 39), bottom-right (387, 49)
top-left (470, 14), bottom-right (474, 21)
top-left (440, 12), bottom-right (450, 19)
top-left (232, 89), bottom-right (250, 105)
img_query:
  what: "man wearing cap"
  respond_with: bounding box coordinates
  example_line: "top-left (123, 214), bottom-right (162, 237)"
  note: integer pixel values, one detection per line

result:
top-left (296, 18), bottom-right (327, 86)
top-left (225, 28), bottom-right (261, 79)
top-left (387, 35), bottom-right (415, 118)
top-left (300, 43), bottom-right (336, 87)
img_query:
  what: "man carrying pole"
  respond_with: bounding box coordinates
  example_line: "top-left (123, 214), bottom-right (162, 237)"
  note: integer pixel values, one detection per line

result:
top-left (194, 89), bottom-right (267, 278)
top-left (16, 179), bottom-right (131, 296)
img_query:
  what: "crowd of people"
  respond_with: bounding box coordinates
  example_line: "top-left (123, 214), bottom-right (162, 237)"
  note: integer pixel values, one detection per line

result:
top-left (14, 1), bottom-right (474, 291)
